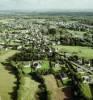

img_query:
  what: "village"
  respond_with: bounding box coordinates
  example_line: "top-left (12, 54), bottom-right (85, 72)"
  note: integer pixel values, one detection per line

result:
top-left (0, 14), bottom-right (93, 100)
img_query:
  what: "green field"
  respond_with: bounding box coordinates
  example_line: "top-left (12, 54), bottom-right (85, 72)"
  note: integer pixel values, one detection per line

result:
top-left (40, 60), bottom-right (50, 70)
top-left (0, 50), bottom-right (18, 62)
top-left (0, 50), bottom-right (17, 100)
top-left (80, 83), bottom-right (93, 99)
top-left (0, 19), bottom-right (14, 24)
top-left (54, 45), bottom-right (93, 59)
top-left (43, 75), bottom-right (66, 100)
top-left (18, 76), bottom-right (40, 100)
top-left (0, 63), bottom-right (17, 100)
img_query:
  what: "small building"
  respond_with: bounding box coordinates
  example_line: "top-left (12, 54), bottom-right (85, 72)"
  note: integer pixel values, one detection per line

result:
top-left (82, 75), bottom-right (93, 84)
top-left (32, 61), bottom-right (41, 69)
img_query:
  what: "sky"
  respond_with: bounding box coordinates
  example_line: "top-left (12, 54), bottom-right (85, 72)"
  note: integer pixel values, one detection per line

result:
top-left (0, 0), bottom-right (93, 11)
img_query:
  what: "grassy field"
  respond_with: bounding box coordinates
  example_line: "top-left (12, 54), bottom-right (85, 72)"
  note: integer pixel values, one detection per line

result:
top-left (22, 60), bottom-right (50, 74)
top-left (0, 63), bottom-right (17, 100)
top-left (54, 45), bottom-right (93, 59)
top-left (0, 50), bottom-right (17, 100)
top-left (0, 50), bottom-right (18, 62)
top-left (80, 83), bottom-right (93, 99)
top-left (0, 19), bottom-right (14, 24)
top-left (18, 76), bottom-right (40, 100)
top-left (41, 60), bottom-right (50, 70)
top-left (22, 67), bottom-right (31, 74)
top-left (43, 74), bottom-right (66, 100)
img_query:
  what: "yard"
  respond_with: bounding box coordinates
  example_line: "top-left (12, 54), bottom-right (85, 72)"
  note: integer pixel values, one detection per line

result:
top-left (40, 60), bottom-right (50, 70)
top-left (21, 60), bottom-right (50, 74)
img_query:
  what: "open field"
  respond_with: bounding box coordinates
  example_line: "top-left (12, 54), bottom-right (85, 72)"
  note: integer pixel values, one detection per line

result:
top-left (54, 45), bottom-right (93, 59)
top-left (18, 76), bottom-right (40, 100)
top-left (0, 50), bottom-right (18, 100)
top-left (43, 74), bottom-right (67, 100)
top-left (0, 50), bottom-right (18, 62)
top-left (0, 19), bottom-right (14, 24)
top-left (0, 63), bottom-right (17, 100)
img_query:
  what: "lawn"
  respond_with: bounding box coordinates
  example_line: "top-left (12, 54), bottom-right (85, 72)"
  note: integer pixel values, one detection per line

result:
top-left (22, 60), bottom-right (50, 74)
top-left (54, 45), bottom-right (93, 59)
top-left (18, 76), bottom-right (40, 100)
top-left (41, 60), bottom-right (50, 70)
top-left (22, 67), bottom-right (31, 74)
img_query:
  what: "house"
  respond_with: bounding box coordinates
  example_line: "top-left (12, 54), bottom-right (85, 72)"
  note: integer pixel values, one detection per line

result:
top-left (32, 61), bottom-right (41, 69)
top-left (55, 63), bottom-right (60, 67)
top-left (82, 75), bottom-right (93, 83)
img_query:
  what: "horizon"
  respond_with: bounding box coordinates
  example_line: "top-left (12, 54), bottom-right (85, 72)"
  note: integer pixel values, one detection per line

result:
top-left (0, 9), bottom-right (93, 13)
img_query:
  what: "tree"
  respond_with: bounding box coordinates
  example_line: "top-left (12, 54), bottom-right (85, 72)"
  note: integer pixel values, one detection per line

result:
top-left (48, 28), bottom-right (56, 35)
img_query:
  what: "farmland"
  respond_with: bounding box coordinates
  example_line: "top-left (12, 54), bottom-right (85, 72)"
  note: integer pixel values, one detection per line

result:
top-left (0, 12), bottom-right (93, 100)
